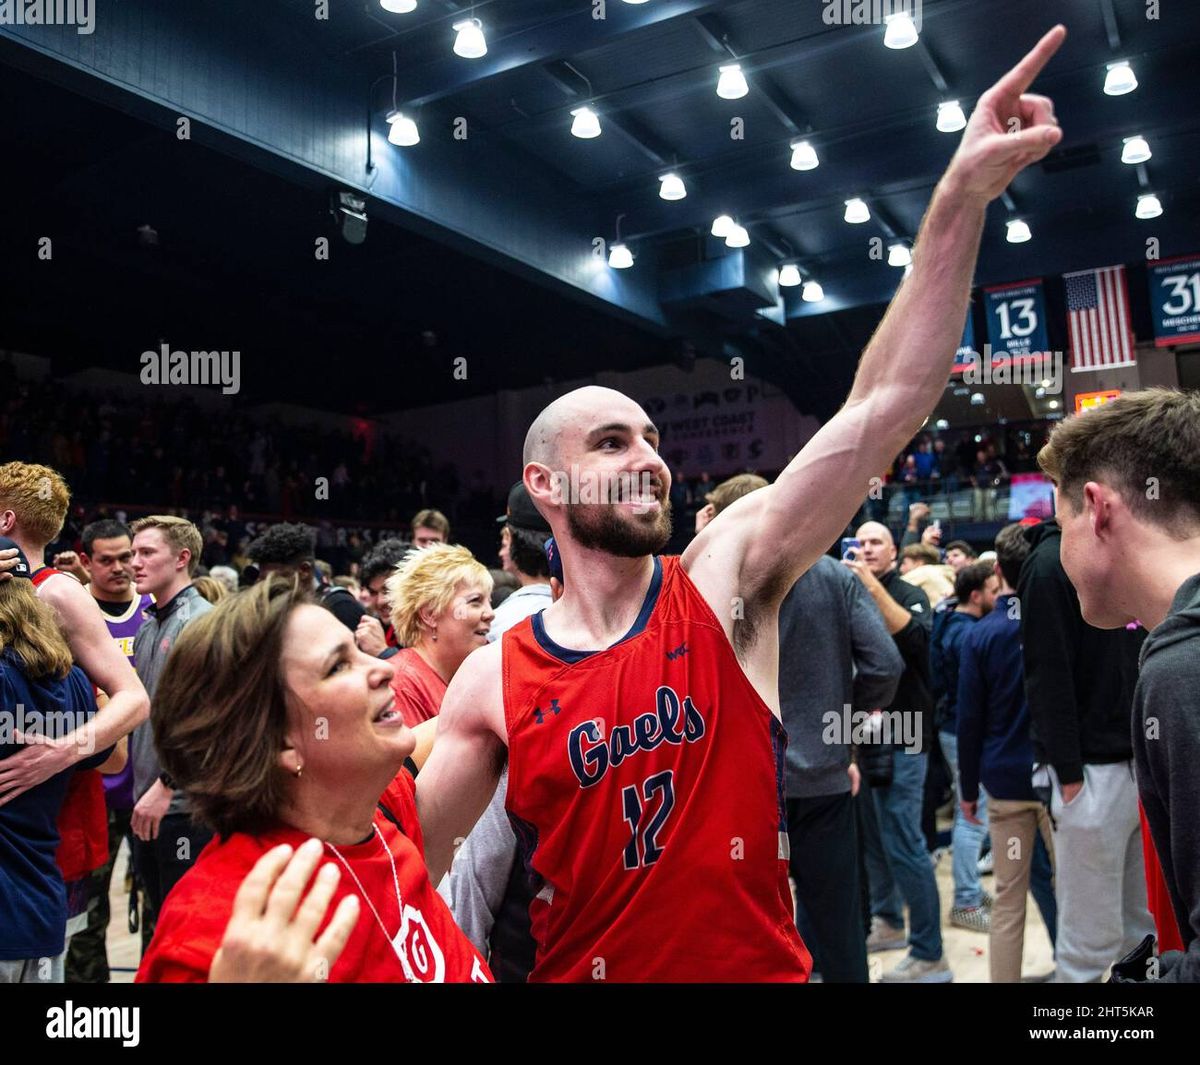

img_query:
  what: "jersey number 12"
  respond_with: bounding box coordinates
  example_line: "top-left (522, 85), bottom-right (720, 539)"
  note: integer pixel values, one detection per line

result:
top-left (622, 770), bottom-right (676, 870)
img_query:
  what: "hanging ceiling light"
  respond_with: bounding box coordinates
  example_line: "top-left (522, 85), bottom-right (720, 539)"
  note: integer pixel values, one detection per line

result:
top-left (789, 140), bottom-right (819, 171)
top-left (380, 0), bottom-right (417, 11)
top-left (452, 18), bottom-right (487, 59)
top-left (659, 173), bottom-right (687, 200)
top-left (1120, 134), bottom-right (1151, 164)
top-left (608, 243), bottom-right (633, 269)
top-left (725, 224), bottom-right (750, 248)
top-left (844, 198), bottom-right (870, 224)
top-left (386, 110), bottom-right (420, 146)
top-left (710, 214), bottom-right (734, 238)
top-left (1135, 193), bottom-right (1163, 219)
top-left (883, 12), bottom-right (919, 49)
top-left (778, 263), bottom-right (802, 288)
top-left (570, 106), bottom-right (601, 139)
top-left (1104, 61), bottom-right (1138, 96)
top-left (716, 63), bottom-right (749, 100)
top-left (1006, 218), bottom-right (1032, 243)
top-left (801, 280), bottom-right (825, 303)
top-left (887, 243), bottom-right (912, 268)
top-left (936, 100), bottom-right (967, 133)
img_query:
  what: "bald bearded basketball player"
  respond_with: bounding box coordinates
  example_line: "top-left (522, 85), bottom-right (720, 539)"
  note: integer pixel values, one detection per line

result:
top-left (415, 27), bottom-right (1068, 982)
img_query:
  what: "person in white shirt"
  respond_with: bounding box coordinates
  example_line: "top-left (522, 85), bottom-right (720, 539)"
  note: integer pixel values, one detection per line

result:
top-left (445, 483), bottom-right (553, 981)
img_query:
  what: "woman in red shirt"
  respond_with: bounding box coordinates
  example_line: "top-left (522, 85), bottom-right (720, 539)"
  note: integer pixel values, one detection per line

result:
top-left (135, 577), bottom-right (491, 983)
top-left (384, 544), bottom-right (493, 726)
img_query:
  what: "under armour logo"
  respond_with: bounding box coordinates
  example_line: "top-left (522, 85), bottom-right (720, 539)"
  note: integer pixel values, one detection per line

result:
top-left (533, 699), bottom-right (562, 724)
top-left (666, 642), bottom-right (688, 661)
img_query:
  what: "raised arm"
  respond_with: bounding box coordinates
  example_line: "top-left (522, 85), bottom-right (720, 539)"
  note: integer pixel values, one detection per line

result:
top-left (415, 640), bottom-right (507, 884)
top-left (0, 573), bottom-right (149, 807)
top-left (688, 27), bottom-right (1066, 599)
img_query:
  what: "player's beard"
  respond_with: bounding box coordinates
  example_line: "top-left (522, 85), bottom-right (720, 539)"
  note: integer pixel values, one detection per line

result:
top-left (565, 498), bottom-right (674, 558)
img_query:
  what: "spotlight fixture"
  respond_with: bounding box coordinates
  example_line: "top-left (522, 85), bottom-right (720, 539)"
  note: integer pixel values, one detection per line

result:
top-left (659, 173), bottom-right (687, 201)
top-left (386, 110), bottom-right (420, 146)
top-left (789, 140), bottom-right (819, 171)
top-left (970, 392), bottom-right (986, 406)
top-left (716, 64), bottom-right (749, 100)
top-left (380, 0), bottom-right (417, 11)
top-left (453, 18), bottom-right (487, 59)
top-left (1135, 193), bottom-right (1163, 219)
top-left (887, 243), bottom-right (912, 268)
top-left (710, 214), bottom-right (734, 238)
top-left (1104, 61), bottom-right (1137, 96)
top-left (883, 12), bottom-right (919, 49)
top-left (1120, 135), bottom-right (1151, 164)
top-left (1006, 218), bottom-right (1032, 243)
top-left (844, 198), bottom-right (870, 224)
top-left (801, 280), bottom-right (825, 303)
top-left (778, 263), bottom-right (802, 288)
top-left (608, 243), bottom-right (633, 269)
top-left (725, 224), bottom-right (750, 248)
top-left (936, 100), bottom-right (967, 133)
top-left (570, 106), bottom-right (601, 139)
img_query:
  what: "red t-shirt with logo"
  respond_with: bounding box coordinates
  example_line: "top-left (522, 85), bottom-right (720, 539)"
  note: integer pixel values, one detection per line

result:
top-left (136, 769), bottom-right (491, 983)
top-left (389, 648), bottom-right (447, 727)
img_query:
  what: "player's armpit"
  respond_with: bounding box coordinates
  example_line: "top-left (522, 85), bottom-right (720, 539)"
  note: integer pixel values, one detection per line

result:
top-left (415, 641), bottom-right (507, 885)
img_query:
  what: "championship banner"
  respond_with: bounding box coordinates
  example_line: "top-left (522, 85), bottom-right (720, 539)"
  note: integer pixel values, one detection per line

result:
top-left (984, 278), bottom-right (1050, 360)
top-left (1148, 254), bottom-right (1200, 347)
top-left (952, 311), bottom-right (980, 372)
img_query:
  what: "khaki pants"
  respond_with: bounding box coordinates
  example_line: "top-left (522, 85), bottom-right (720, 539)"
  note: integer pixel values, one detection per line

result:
top-left (987, 798), bottom-right (1054, 982)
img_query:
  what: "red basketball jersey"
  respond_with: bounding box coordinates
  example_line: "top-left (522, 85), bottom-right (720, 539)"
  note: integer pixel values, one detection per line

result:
top-left (502, 554), bottom-right (811, 982)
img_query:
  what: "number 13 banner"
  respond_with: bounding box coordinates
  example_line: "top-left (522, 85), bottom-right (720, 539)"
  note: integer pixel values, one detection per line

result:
top-left (984, 278), bottom-right (1050, 360)
top-left (1148, 254), bottom-right (1200, 347)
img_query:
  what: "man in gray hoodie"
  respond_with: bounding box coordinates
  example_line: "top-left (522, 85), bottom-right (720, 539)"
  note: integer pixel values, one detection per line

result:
top-left (705, 475), bottom-right (903, 981)
top-left (1038, 387), bottom-right (1200, 982)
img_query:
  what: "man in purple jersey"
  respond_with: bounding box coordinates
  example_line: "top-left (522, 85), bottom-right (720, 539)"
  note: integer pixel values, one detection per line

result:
top-left (65, 520), bottom-right (153, 983)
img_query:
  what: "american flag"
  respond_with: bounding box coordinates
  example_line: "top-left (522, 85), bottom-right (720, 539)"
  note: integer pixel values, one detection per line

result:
top-left (1064, 265), bottom-right (1136, 371)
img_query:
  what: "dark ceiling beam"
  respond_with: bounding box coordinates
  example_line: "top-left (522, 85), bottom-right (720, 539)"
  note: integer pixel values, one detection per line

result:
top-left (540, 60), bottom-right (672, 167)
top-left (395, 0), bottom-right (728, 107)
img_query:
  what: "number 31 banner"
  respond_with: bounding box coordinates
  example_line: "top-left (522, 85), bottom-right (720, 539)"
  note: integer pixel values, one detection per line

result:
top-left (984, 278), bottom-right (1050, 359)
top-left (1148, 254), bottom-right (1200, 346)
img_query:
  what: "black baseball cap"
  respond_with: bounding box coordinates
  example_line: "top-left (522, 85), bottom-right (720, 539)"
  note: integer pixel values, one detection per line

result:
top-left (0, 537), bottom-right (32, 579)
top-left (497, 482), bottom-right (551, 533)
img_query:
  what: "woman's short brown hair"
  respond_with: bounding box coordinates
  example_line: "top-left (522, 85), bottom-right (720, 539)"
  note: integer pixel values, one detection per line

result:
top-left (152, 578), bottom-right (307, 838)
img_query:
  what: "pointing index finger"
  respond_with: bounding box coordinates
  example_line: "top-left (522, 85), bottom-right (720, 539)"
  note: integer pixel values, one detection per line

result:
top-left (995, 24), bottom-right (1066, 97)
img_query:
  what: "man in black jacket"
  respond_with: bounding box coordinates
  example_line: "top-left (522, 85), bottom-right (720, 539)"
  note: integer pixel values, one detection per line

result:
top-left (245, 522), bottom-right (364, 632)
top-left (844, 521), bottom-right (949, 982)
top-left (1018, 517), bottom-right (1151, 982)
top-left (1036, 388), bottom-right (1200, 982)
